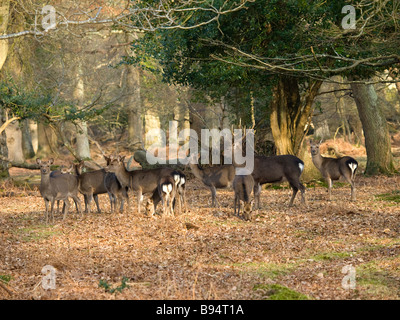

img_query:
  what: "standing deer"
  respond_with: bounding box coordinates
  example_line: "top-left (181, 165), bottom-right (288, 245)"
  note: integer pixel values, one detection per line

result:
top-left (73, 161), bottom-right (108, 214)
top-left (158, 174), bottom-right (177, 216)
top-left (252, 155), bottom-right (306, 208)
top-left (188, 153), bottom-right (235, 207)
top-left (104, 155), bottom-right (129, 213)
top-left (37, 158), bottom-right (82, 223)
top-left (105, 155), bottom-right (175, 214)
top-left (309, 140), bottom-right (358, 201)
top-left (233, 174), bottom-right (254, 221)
top-left (146, 169), bottom-right (186, 216)
top-left (50, 163), bottom-right (78, 214)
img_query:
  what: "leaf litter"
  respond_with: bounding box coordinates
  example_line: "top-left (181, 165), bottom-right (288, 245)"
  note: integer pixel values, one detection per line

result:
top-left (0, 175), bottom-right (399, 300)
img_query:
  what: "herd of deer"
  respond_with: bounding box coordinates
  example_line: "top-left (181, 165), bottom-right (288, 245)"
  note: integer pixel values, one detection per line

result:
top-left (35, 140), bottom-right (358, 224)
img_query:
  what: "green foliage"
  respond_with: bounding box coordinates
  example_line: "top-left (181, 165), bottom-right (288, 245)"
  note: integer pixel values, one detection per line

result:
top-left (0, 77), bottom-right (108, 124)
top-left (0, 78), bottom-right (51, 120)
top-left (99, 277), bottom-right (130, 294)
top-left (0, 274), bottom-right (12, 284)
top-left (375, 190), bottom-right (400, 203)
top-left (132, 0), bottom-right (399, 98)
top-left (253, 283), bottom-right (310, 300)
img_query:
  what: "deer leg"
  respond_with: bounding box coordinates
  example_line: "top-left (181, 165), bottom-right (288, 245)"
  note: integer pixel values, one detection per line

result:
top-left (62, 199), bottom-right (70, 220)
top-left (86, 193), bottom-right (94, 214)
top-left (50, 198), bottom-right (56, 224)
top-left (176, 190), bottom-right (182, 214)
top-left (124, 188), bottom-right (130, 212)
top-left (344, 173), bottom-right (356, 201)
top-left (82, 195), bottom-right (88, 213)
top-left (94, 194), bottom-right (101, 213)
top-left (254, 184), bottom-right (261, 209)
top-left (182, 189), bottom-right (187, 213)
top-left (137, 190), bottom-right (143, 215)
top-left (107, 192), bottom-right (114, 213)
top-left (44, 198), bottom-right (50, 218)
top-left (288, 178), bottom-right (306, 206)
top-left (288, 187), bottom-right (298, 207)
top-left (210, 186), bottom-right (218, 207)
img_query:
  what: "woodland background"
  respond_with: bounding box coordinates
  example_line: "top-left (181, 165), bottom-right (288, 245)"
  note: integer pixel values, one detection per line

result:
top-left (0, 0), bottom-right (399, 300)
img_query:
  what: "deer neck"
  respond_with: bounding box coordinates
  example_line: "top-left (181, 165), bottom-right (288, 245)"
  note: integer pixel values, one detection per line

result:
top-left (40, 172), bottom-right (51, 191)
top-left (189, 163), bottom-right (205, 180)
top-left (311, 152), bottom-right (324, 170)
top-left (113, 165), bottom-right (131, 188)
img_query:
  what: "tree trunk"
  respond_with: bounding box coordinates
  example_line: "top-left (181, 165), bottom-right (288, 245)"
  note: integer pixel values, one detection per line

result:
top-left (5, 120), bottom-right (24, 163)
top-left (350, 81), bottom-right (395, 175)
top-left (126, 64), bottom-right (143, 151)
top-left (21, 119), bottom-right (35, 159)
top-left (270, 76), bottom-right (322, 156)
top-left (74, 64), bottom-right (91, 159)
top-left (37, 122), bottom-right (57, 157)
top-left (124, 31), bottom-right (143, 151)
top-left (0, 109), bottom-right (9, 178)
top-left (0, 0), bottom-right (10, 71)
top-left (0, 1), bottom-right (10, 178)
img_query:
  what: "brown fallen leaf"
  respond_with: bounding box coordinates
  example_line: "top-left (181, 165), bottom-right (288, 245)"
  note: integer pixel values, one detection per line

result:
top-left (185, 222), bottom-right (199, 230)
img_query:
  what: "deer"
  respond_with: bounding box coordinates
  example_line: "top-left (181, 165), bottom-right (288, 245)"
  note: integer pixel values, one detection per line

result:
top-left (252, 155), bottom-right (306, 208)
top-left (157, 174), bottom-right (177, 216)
top-left (73, 161), bottom-right (108, 214)
top-left (50, 163), bottom-right (78, 214)
top-left (309, 140), bottom-right (358, 201)
top-left (173, 170), bottom-right (187, 213)
top-left (188, 153), bottom-right (235, 207)
top-left (145, 169), bottom-right (186, 216)
top-left (36, 158), bottom-right (82, 223)
top-left (105, 155), bottom-right (175, 215)
top-left (233, 174), bottom-right (254, 221)
top-left (104, 155), bottom-right (129, 213)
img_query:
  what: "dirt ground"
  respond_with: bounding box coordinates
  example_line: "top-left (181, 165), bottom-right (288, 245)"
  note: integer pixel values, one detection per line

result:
top-left (0, 170), bottom-right (399, 300)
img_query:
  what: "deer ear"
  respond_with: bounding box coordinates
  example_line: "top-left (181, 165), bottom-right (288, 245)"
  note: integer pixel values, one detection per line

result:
top-left (49, 158), bottom-right (54, 165)
top-left (120, 155), bottom-right (126, 162)
top-left (36, 158), bottom-right (41, 165)
top-left (318, 139), bottom-right (323, 145)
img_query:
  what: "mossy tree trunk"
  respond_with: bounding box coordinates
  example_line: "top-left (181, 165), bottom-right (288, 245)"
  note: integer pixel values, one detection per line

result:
top-left (270, 76), bottom-right (322, 156)
top-left (350, 81), bottom-right (395, 175)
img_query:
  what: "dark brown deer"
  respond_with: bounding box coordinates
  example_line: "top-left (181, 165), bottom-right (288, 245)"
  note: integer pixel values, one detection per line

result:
top-left (50, 163), bottom-right (77, 214)
top-left (103, 155), bottom-right (129, 213)
top-left (74, 161), bottom-right (108, 214)
top-left (105, 155), bottom-right (175, 214)
top-left (145, 169), bottom-right (186, 216)
top-left (233, 174), bottom-right (254, 221)
top-left (309, 140), bottom-right (358, 201)
top-left (158, 174), bottom-right (177, 216)
top-left (252, 155), bottom-right (306, 208)
top-left (188, 153), bottom-right (235, 207)
top-left (36, 158), bottom-right (82, 223)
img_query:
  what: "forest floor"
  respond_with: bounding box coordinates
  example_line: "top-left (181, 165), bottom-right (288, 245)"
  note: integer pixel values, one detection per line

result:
top-left (0, 170), bottom-right (399, 300)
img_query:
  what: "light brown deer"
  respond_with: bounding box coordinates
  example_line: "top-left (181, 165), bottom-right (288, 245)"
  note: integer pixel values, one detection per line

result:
top-left (309, 140), bottom-right (358, 201)
top-left (37, 158), bottom-right (82, 223)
